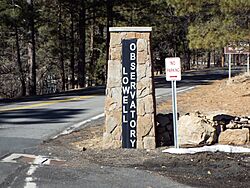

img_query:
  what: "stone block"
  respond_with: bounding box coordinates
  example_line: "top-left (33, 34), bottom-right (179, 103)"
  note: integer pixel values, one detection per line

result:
top-left (126, 32), bottom-right (136, 38)
top-left (178, 113), bottom-right (217, 146)
top-left (104, 96), bottom-right (117, 112)
top-left (137, 51), bottom-right (147, 64)
top-left (137, 98), bottom-right (146, 116)
top-left (218, 128), bottom-right (249, 145)
top-left (143, 136), bottom-right (156, 149)
top-left (106, 60), bottom-right (121, 88)
top-left (136, 33), bottom-right (150, 40)
top-left (137, 39), bottom-right (147, 52)
top-left (137, 63), bottom-right (147, 80)
top-left (110, 33), bottom-right (122, 47)
top-left (110, 46), bottom-right (121, 60)
top-left (144, 95), bottom-right (154, 114)
top-left (137, 114), bottom-right (154, 138)
top-left (105, 111), bottom-right (121, 134)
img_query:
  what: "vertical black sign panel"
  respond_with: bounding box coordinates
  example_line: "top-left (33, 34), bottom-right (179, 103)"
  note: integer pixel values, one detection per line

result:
top-left (122, 39), bottom-right (137, 148)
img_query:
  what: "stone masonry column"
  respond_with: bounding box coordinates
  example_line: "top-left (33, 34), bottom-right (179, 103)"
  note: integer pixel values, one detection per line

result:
top-left (103, 27), bottom-right (156, 149)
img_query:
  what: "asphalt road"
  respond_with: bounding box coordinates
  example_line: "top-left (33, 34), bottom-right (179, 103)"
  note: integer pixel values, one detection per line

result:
top-left (0, 67), bottom-right (245, 187)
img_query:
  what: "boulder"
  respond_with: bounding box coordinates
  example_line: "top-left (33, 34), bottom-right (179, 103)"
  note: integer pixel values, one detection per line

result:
top-left (178, 113), bottom-right (217, 146)
top-left (218, 128), bottom-right (250, 145)
top-left (156, 113), bottom-right (171, 127)
top-left (155, 113), bottom-right (175, 147)
top-left (213, 114), bottom-right (235, 125)
top-left (226, 122), bottom-right (241, 129)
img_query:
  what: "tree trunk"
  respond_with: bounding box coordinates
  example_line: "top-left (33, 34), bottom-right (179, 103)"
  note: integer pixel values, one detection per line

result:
top-left (63, 29), bottom-right (69, 90)
top-left (78, 0), bottom-right (86, 88)
top-left (27, 0), bottom-right (36, 96)
top-left (183, 52), bottom-right (190, 70)
top-left (196, 51), bottom-right (199, 69)
top-left (187, 51), bottom-right (191, 70)
top-left (89, 6), bottom-right (96, 86)
top-left (213, 50), bottom-right (216, 66)
top-left (58, 1), bottom-right (65, 91)
top-left (105, 0), bottom-right (113, 83)
top-left (15, 25), bottom-right (26, 96)
top-left (207, 51), bottom-right (211, 68)
top-left (220, 48), bottom-right (224, 67)
top-left (70, 7), bottom-right (75, 89)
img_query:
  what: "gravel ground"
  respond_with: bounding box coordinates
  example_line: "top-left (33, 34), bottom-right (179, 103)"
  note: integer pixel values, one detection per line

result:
top-left (38, 73), bottom-right (250, 188)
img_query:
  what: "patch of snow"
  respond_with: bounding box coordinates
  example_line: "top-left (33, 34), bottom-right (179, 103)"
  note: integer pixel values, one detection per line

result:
top-left (162, 145), bottom-right (250, 154)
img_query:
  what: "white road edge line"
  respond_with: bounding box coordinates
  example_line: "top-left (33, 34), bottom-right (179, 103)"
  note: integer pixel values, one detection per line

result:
top-left (53, 113), bottom-right (105, 139)
top-left (156, 86), bottom-right (195, 99)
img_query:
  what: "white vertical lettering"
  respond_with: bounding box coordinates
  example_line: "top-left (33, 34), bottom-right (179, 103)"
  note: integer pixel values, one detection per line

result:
top-left (130, 91), bottom-right (136, 99)
top-left (130, 53), bottom-right (136, 60)
top-left (130, 82), bottom-right (136, 90)
top-left (122, 86), bottom-right (130, 95)
top-left (130, 43), bottom-right (136, 51)
top-left (130, 72), bottom-right (136, 80)
top-left (131, 110), bottom-right (136, 118)
top-left (130, 130), bottom-right (136, 138)
top-left (131, 62), bottom-right (136, 70)
top-left (123, 105), bottom-right (128, 113)
top-left (130, 101), bottom-right (136, 109)
top-left (123, 96), bottom-right (128, 104)
top-left (130, 120), bottom-right (136, 128)
top-left (130, 139), bottom-right (136, 147)
top-left (123, 115), bottom-right (128, 123)
top-left (122, 77), bottom-right (129, 84)
top-left (123, 67), bottom-right (128, 75)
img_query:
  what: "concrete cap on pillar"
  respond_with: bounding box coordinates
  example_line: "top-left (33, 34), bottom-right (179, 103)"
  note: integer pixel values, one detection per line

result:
top-left (109, 27), bottom-right (152, 32)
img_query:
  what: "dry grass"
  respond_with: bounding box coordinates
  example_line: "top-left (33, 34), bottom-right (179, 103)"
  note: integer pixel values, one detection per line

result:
top-left (158, 73), bottom-right (250, 116)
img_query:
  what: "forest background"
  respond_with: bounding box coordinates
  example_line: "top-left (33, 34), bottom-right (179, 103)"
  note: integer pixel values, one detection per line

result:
top-left (0, 0), bottom-right (249, 98)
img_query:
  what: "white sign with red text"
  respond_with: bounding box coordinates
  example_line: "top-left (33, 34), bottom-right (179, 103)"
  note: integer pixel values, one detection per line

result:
top-left (165, 57), bottom-right (181, 81)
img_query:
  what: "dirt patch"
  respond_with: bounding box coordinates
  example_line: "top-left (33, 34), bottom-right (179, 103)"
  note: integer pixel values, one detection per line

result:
top-left (41, 122), bottom-right (250, 188)
top-left (39, 73), bottom-right (250, 188)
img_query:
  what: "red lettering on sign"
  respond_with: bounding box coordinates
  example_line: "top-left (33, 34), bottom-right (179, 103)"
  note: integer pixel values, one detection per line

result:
top-left (166, 68), bottom-right (180, 72)
top-left (170, 61), bottom-right (176, 65)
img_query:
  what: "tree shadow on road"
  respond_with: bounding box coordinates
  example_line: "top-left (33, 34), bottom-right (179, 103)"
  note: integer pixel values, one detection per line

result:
top-left (0, 108), bottom-right (87, 125)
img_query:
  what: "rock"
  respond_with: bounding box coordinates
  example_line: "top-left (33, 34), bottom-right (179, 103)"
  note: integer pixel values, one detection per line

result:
top-left (234, 117), bottom-right (240, 121)
top-left (178, 113), bottom-right (217, 146)
top-left (213, 114), bottom-right (235, 125)
top-left (157, 132), bottom-right (172, 146)
top-left (155, 113), bottom-right (174, 146)
top-left (226, 122), bottom-right (241, 129)
top-left (143, 137), bottom-right (156, 149)
top-left (218, 128), bottom-right (249, 145)
top-left (137, 114), bottom-right (154, 138)
top-left (166, 123), bottom-right (173, 132)
top-left (240, 118), bottom-right (249, 124)
top-left (156, 114), bottom-right (171, 127)
top-left (243, 124), bottom-right (250, 128)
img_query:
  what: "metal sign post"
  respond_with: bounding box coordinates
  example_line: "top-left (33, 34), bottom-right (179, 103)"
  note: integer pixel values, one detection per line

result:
top-left (229, 54), bottom-right (232, 81)
top-left (165, 57), bottom-right (181, 149)
top-left (247, 53), bottom-right (249, 75)
top-left (171, 80), bottom-right (179, 148)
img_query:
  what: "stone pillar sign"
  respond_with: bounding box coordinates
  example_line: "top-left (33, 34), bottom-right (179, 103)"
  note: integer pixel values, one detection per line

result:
top-left (103, 27), bottom-right (156, 149)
